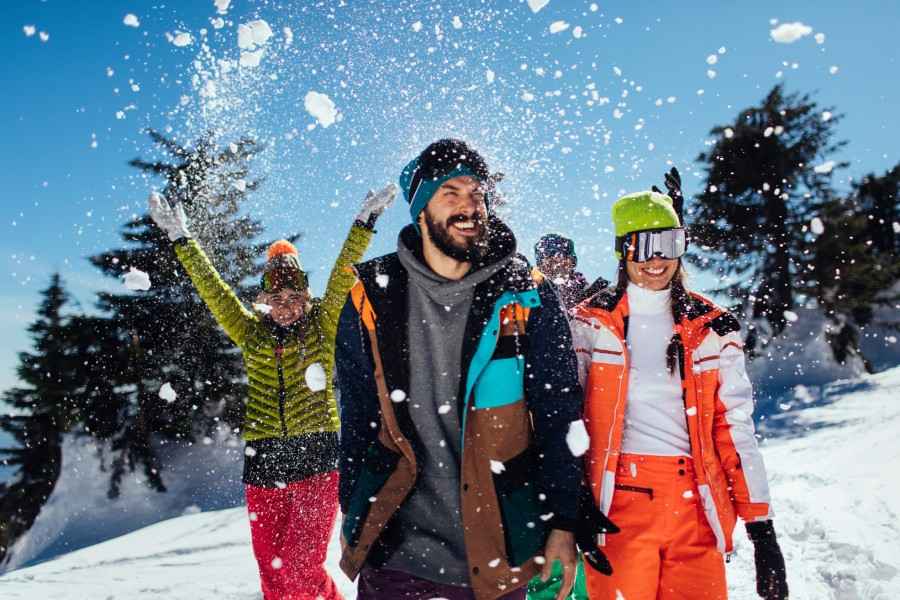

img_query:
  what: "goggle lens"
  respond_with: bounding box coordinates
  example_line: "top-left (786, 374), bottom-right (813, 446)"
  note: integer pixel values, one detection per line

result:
top-left (622, 228), bottom-right (687, 262)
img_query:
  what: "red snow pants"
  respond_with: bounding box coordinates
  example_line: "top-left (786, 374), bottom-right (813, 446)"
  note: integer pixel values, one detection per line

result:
top-left (245, 470), bottom-right (343, 600)
top-left (584, 454), bottom-right (727, 600)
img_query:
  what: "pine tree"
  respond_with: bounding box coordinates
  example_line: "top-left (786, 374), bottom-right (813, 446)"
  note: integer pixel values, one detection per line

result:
top-left (805, 163), bottom-right (900, 370)
top-left (0, 274), bottom-right (77, 565)
top-left (78, 130), bottom-right (271, 497)
top-left (690, 85), bottom-right (847, 353)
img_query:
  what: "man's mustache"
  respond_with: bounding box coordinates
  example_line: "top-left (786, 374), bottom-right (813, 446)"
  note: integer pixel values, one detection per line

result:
top-left (446, 214), bottom-right (484, 228)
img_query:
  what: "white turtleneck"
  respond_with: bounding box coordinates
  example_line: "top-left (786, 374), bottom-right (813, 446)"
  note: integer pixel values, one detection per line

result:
top-left (621, 283), bottom-right (691, 456)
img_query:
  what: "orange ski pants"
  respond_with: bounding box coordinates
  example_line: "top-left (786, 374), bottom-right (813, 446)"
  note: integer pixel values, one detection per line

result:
top-left (584, 454), bottom-right (727, 600)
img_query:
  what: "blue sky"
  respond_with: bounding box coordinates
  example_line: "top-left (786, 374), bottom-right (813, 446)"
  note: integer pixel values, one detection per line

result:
top-left (2, 0), bottom-right (898, 393)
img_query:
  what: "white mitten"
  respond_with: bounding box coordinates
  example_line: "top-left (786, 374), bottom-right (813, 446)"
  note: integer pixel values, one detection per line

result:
top-left (148, 192), bottom-right (192, 241)
top-left (356, 183), bottom-right (399, 223)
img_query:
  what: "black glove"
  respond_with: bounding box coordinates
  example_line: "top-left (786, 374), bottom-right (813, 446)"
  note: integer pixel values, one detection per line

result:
top-left (651, 166), bottom-right (685, 224)
top-left (574, 485), bottom-right (619, 575)
top-left (746, 520), bottom-right (789, 600)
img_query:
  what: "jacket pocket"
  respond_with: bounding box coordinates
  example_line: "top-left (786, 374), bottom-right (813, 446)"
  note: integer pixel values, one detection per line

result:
top-left (474, 356), bottom-right (525, 409)
top-left (492, 445), bottom-right (547, 566)
top-left (342, 440), bottom-right (401, 548)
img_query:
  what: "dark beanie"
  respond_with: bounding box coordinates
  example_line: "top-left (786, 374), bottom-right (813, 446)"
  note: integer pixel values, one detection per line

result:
top-left (535, 233), bottom-right (577, 267)
top-left (399, 139), bottom-right (490, 229)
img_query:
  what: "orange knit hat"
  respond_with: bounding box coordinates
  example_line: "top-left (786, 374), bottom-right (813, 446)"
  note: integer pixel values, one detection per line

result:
top-left (261, 240), bottom-right (307, 291)
top-left (266, 239), bottom-right (299, 261)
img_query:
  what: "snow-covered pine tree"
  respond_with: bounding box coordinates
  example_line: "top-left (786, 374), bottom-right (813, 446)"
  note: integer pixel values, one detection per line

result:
top-left (806, 163), bottom-right (900, 371)
top-left (690, 85), bottom-right (847, 355)
top-left (0, 274), bottom-right (78, 565)
top-left (80, 130), bottom-right (274, 498)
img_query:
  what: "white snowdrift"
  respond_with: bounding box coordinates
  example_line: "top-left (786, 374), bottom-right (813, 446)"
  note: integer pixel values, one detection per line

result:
top-left (3, 367), bottom-right (900, 598)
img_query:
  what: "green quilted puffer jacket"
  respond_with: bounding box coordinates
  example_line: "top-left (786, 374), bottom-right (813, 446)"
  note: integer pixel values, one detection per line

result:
top-left (174, 224), bottom-right (372, 443)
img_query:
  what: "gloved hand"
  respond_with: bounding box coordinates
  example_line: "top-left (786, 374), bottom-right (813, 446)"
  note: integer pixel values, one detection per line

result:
top-left (356, 183), bottom-right (398, 226)
top-left (746, 520), bottom-right (789, 600)
top-left (148, 191), bottom-right (191, 241)
top-left (574, 484), bottom-right (619, 575)
top-left (651, 166), bottom-right (684, 223)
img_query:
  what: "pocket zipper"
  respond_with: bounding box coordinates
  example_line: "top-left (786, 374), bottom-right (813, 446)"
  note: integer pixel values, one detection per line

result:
top-left (615, 483), bottom-right (654, 500)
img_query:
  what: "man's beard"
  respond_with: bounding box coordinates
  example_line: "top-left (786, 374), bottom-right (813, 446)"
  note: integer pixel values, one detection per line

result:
top-left (423, 209), bottom-right (489, 262)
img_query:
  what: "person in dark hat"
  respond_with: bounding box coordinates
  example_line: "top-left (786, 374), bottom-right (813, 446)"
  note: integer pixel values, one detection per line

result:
top-left (335, 138), bottom-right (613, 600)
top-left (534, 233), bottom-right (608, 309)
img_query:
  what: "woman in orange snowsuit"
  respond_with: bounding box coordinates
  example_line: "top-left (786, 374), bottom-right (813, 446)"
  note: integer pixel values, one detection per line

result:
top-left (569, 185), bottom-right (788, 600)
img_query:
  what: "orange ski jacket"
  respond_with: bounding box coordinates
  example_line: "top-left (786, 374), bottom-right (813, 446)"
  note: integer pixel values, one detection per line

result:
top-left (570, 288), bottom-right (772, 553)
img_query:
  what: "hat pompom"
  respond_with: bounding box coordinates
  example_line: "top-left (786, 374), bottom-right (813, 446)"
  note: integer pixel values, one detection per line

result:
top-left (266, 240), bottom-right (298, 261)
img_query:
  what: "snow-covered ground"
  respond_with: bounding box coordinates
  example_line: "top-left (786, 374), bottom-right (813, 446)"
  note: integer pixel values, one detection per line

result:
top-left (3, 367), bottom-right (899, 599)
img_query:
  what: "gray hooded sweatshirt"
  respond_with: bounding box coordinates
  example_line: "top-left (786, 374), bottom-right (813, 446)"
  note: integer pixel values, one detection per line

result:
top-left (383, 227), bottom-right (514, 586)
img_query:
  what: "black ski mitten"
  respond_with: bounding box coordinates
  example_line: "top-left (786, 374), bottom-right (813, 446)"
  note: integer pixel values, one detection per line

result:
top-left (651, 166), bottom-right (685, 223)
top-left (746, 520), bottom-right (789, 600)
top-left (575, 485), bottom-right (619, 575)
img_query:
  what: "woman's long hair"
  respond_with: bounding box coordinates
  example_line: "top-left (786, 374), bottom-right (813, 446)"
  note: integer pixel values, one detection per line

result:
top-left (615, 259), bottom-right (689, 378)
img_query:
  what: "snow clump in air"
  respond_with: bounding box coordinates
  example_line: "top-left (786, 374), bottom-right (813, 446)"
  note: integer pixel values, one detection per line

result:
top-left (238, 20), bottom-right (274, 49)
top-left (814, 160), bottom-right (836, 174)
top-left (123, 267), bottom-right (151, 291)
top-left (566, 420), bottom-right (590, 457)
top-left (23, 25), bottom-right (36, 37)
top-left (158, 382), bottom-right (178, 403)
top-left (810, 217), bottom-right (825, 235)
top-left (490, 460), bottom-right (505, 474)
top-left (527, 0), bottom-right (550, 13)
top-left (237, 20), bottom-right (274, 68)
top-left (390, 389), bottom-right (407, 403)
top-left (123, 14), bottom-right (140, 28)
top-left (770, 22), bottom-right (813, 44)
top-left (239, 49), bottom-right (265, 68)
top-left (304, 91), bottom-right (339, 127)
top-left (305, 362), bottom-right (327, 392)
top-left (167, 31), bottom-right (193, 47)
top-left (252, 303), bottom-right (272, 315)
top-left (214, 0), bottom-right (232, 14)
top-left (549, 21), bottom-right (570, 34)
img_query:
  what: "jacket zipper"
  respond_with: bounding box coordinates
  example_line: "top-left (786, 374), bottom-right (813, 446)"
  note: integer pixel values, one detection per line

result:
top-left (614, 483), bottom-right (654, 499)
top-left (275, 345), bottom-right (288, 437)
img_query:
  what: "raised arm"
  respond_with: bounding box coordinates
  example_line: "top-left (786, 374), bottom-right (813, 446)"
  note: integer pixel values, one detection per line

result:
top-left (317, 184), bottom-right (397, 347)
top-left (174, 239), bottom-right (256, 347)
top-left (149, 192), bottom-right (255, 347)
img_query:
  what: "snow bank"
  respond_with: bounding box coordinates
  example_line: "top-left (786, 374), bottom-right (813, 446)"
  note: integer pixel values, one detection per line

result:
top-left (747, 307), bottom-right (866, 402)
top-left (1, 429), bottom-right (245, 573)
top-left (5, 367), bottom-right (900, 597)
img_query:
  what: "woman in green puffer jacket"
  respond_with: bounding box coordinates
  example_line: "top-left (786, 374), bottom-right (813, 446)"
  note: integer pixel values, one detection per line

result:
top-left (148, 184), bottom-right (396, 600)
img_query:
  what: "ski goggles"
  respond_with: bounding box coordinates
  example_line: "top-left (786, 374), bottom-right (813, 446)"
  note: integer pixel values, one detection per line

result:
top-left (617, 228), bottom-right (687, 262)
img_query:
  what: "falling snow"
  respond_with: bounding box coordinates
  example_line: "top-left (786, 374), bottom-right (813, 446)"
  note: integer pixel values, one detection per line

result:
top-left (123, 267), bottom-right (151, 291)
top-left (305, 363), bottom-right (327, 392)
top-left (158, 382), bottom-right (178, 403)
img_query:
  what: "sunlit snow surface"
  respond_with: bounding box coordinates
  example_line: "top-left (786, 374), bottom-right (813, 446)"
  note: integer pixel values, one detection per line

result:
top-left (4, 367), bottom-right (900, 598)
